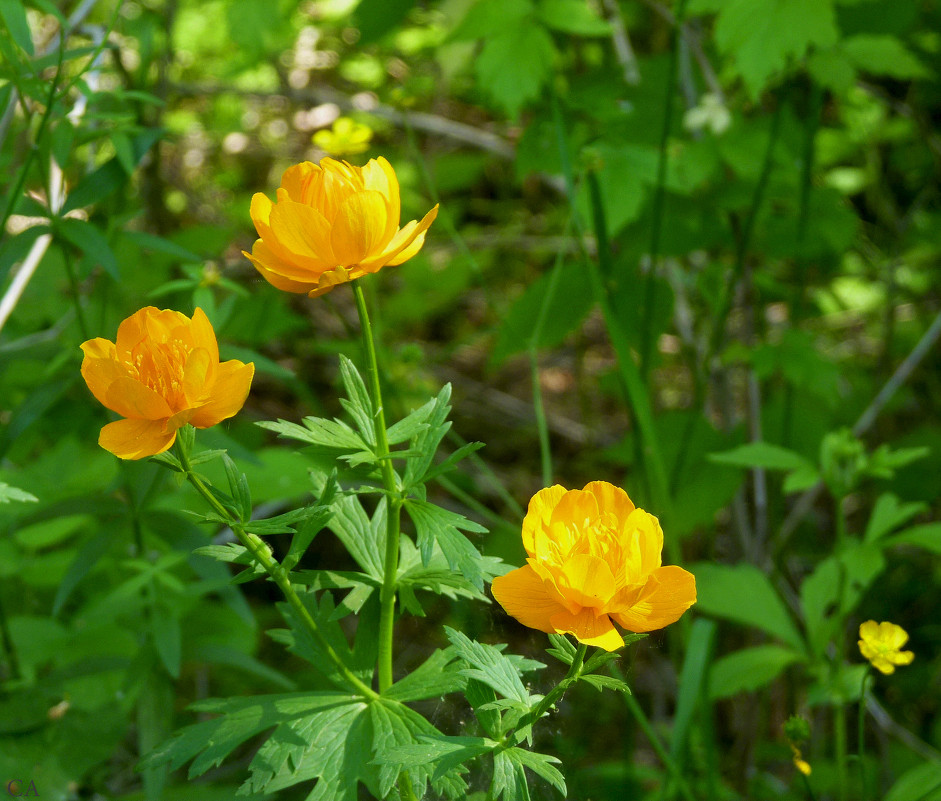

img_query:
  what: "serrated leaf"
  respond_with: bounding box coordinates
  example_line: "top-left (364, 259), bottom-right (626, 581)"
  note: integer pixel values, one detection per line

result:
top-left (445, 627), bottom-right (532, 703)
top-left (545, 633), bottom-right (576, 665)
top-left (476, 25), bottom-right (556, 118)
top-left (384, 648), bottom-right (467, 702)
top-left (338, 354), bottom-right (376, 444)
top-left (404, 384), bottom-right (453, 488)
top-left (405, 499), bottom-right (487, 589)
top-left (385, 397), bottom-right (435, 445)
top-left (505, 747), bottom-right (567, 797)
top-left (492, 749), bottom-right (530, 801)
top-left (325, 493), bottom-right (385, 579)
top-left (244, 504), bottom-right (332, 536)
top-left (419, 441), bottom-right (486, 486)
top-left (258, 417), bottom-right (368, 453)
top-left (579, 674), bottom-right (630, 693)
top-left (888, 523), bottom-right (941, 554)
top-left (222, 454), bottom-right (252, 522)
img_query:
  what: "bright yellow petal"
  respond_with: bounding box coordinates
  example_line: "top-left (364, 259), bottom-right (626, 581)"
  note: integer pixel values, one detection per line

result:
top-left (610, 565), bottom-right (696, 633)
top-left (549, 488), bottom-right (599, 531)
top-left (361, 157), bottom-right (401, 244)
top-left (549, 609), bottom-right (624, 652)
top-left (858, 620), bottom-right (880, 644)
top-left (103, 377), bottom-right (174, 420)
top-left (330, 190), bottom-right (390, 265)
top-left (492, 564), bottom-right (569, 634)
top-left (522, 485), bottom-right (567, 555)
top-left (99, 418), bottom-right (176, 460)
top-left (244, 245), bottom-right (322, 294)
top-left (279, 161), bottom-right (320, 205)
top-left (182, 347), bottom-right (213, 405)
top-left (80, 345), bottom-right (127, 409)
top-left (554, 553), bottom-right (616, 609)
top-left (583, 481), bottom-right (635, 522)
top-left (189, 308), bottom-right (219, 364)
top-left (620, 508), bottom-right (664, 584)
top-left (361, 205), bottom-right (439, 270)
top-left (188, 360), bottom-right (255, 428)
top-left (80, 337), bottom-right (116, 360)
top-left (268, 199), bottom-right (337, 266)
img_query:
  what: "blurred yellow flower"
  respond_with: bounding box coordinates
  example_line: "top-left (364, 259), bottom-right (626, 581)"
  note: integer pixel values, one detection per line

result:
top-left (80, 307), bottom-right (254, 460)
top-left (790, 745), bottom-right (812, 776)
top-left (244, 157), bottom-right (438, 297)
top-left (491, 481), bottom-right (696, 652)
top-left (858, 620), bottom-right (914, 675)
top-left (313, 117), bottom-right (373, 157)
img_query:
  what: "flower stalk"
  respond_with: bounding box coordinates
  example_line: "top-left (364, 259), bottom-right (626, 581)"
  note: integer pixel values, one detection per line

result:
top-left (175, 437), bottom-right (378, 701)
top-left (351, 279), bottom-right (402, 693)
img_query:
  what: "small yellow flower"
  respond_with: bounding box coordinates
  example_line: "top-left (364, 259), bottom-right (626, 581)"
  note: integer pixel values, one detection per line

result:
top-left (244, 157), bottom-right (437, 297)
top-left (313, 117), bottom-right (373, 157)
top-left (858, 620), bottom-right (914, 675)
top-left (790, 744), bottom-right (812, 776)
top-left (80, 307), bottom-right (254, 460)
top-left (491, 482), bottom-right (696, 652)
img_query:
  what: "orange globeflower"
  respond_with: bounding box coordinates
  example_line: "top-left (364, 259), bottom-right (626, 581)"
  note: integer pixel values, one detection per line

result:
top-left (243, 157), bottom-right (438, 297)
top-left (492, 481), bottom-right (696, 652)
top-left (80, 307), bottom-right (254, 460)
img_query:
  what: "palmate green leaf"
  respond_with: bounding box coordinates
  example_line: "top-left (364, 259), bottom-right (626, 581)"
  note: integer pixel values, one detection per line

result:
top-left (494, 748), bottom-right (567, 800)
top-left (545, 633), bottom-right (577, 665)
top-left (403, 384), bottom-right (453, 488)
top-left (257, 417), bottom-right (368, 455)
top-left (709, 441), bottom-right (812, 471)
top-left (325, 494), bottom-right (385, 579)
top-left (269, 592), bottom-right (377, 689)
top-left (888, 523), bottom-right (941, 554)
top-left (505, 748), bottom-right (566, 798)
top-left (244, 505), bottom-right (332, 536)
top-left (476, 25), bottom-right (556, 119)
top-left (579, 674), bottom-right (630, 693)
top-left (842, 34), bottom-right (931, 80)
top-left (139, 692), bottom-right (358, 777)
top-left (385, 397), bottom-right (434, 445)
top-left (337, 354), bottom-right (376, 447)
top-left (376, 734), bottom-right (493, 793)
top-left (404, 499), bottom-right (488, 589)
top-left (691, 0), bottom-right (838, 98)
top-left (445, 627), bottom-right (541, 703)
top-left (383, 648), bottom-right (466, 703)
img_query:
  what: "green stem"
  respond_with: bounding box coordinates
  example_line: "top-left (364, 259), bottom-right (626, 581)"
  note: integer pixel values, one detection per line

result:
top-left (622, 689), bottom-right (699, 801)
top-left (0, 587), bottom-right (21, 682)
top-left (857, 671), bottom-right (871, 801)
top-left (62, 245), bottom-right (89, 340)
top-left (351, 280), bottom-right (402, 693)
top-left (639, 0), bottom-right (689, 378)
top-left (176, 439), bottom-right (377, 700)
top-left (835, 701), bottom-right (848, 801)
top-left (835, 495), bottom-right (847, 551)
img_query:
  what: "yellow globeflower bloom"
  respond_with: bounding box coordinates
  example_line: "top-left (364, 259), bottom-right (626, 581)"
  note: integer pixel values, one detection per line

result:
top-left (243, 157), bottom-right (438, 297)
top-left (80, 307), bottom-right (254, 460)
top-left (858, 620), bottom-right (914, 675)
top-left (313, 117), bottom-right (373, 157)
top-left (491, 481), bottom-right (697, 652)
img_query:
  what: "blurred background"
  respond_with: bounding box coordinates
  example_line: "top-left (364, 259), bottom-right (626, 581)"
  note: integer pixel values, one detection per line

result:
top-left (1, 0), bottom-right (940, 799)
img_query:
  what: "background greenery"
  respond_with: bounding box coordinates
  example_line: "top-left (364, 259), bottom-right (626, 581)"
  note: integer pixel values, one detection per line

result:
top-left (1, 0), bottom-right (940, 799)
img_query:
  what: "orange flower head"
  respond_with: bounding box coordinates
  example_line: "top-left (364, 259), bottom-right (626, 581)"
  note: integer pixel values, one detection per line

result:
top-left (243, 157), bottom-right (438, 297)
top-left (80, 307), bottom-right (255, 460)
top-left (491, 481), bottom-right (697, 651)
top-left (858, 620), bottom-right (914, 675)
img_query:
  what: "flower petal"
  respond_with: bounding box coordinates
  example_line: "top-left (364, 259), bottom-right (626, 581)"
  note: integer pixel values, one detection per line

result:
top-left (330, 190), bottom-right (390, 265)
top-left (522, 485), bottom-right (567, 556)
top-left (182, 347), bottom-right (213, 404)
top-left (583, 481), bottom-right (635, 521)
top-left (268, 199), bottom-right (337, 267)
top-left (188, 360), bottom-right (255, 428)
top-left (243, 244), bottom-right (323, 294)
top-left (549, 609), bottom-right (624, 652)
top-left (103, 376), bottom-right (174, 420)
top-left (555, 553), bottom-right (616, 609)
top-left (491, 564), bottom-right (569, 634)
top-left (361, 157), bottom-right (401, 245)
top-left (99, 418), bottom-right (176, 460)
top-left (80, 342), bottom-right (127, 409)
top-left (610, 565), bottom-right (696, 633)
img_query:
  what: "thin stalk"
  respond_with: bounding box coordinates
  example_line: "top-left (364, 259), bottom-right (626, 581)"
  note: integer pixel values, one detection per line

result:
top-left (622, 689), bottom-right (699, 801)
top-left (507, 642), bottom-right (588, 748)
top-left (0, 588), bottom-right (21, 682)
top-left (351, 280), bottom-right (402, 694)
top-left (62, 245), bottom-right (89, 340)
top-left (176, 440), bottom-right (378, 700)
top-left (639, 0), bottom-right (689, 378)
top-left (857, 671), bottom-right (871, 800)
top-left (835, 703), bottom-right (848, 801)
top-left (527, 225), bottom-right (570, 488)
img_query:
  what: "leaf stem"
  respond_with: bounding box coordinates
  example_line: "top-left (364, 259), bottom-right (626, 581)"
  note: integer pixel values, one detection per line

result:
top-left (0, 586), bottom-right (21, 682)
top-left (351, 280), bottom-right (402, 694)
top-left (175, 437), bottom-right (378, 701)
top-left (857, 671), bottom-right (871, 800)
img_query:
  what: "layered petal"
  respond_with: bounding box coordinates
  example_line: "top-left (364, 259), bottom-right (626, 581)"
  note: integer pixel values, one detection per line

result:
top-left (491, 565), bottom-right (568, 634)
top-left (610, 565), bottom-right (697, 633)
top-left (522, 485), bottom-right (567, 556)
top-left (103, 376), bottom-right (173, 420)
top-left (99, 418), bottom-right (177, 460)
top-left (189, 360), bottom-right (256, 428)
top-left (244, 243), bottom-right (323, 294)
top-left (549, 609), bottom-right (624, 652)
top-left (330, 190), bottom-right (390, 265)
